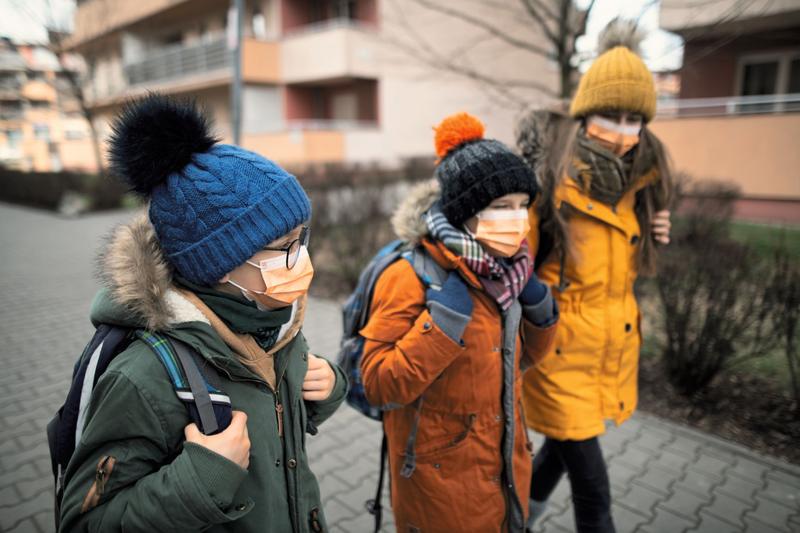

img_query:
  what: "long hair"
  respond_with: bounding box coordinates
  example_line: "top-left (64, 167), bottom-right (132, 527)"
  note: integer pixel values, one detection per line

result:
top-left (521, 110), bottom-right (673, 276)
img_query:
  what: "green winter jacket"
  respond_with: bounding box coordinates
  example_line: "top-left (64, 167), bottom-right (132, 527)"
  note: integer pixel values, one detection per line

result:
top-left (58, 213), bottom-right (347, 532)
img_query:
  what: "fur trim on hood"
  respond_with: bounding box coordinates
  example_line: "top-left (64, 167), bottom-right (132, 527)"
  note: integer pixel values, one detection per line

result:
top-left (515, 108), bottom-right (568, 176)
top-left (97, 211), bottom-right (304, 340)
top-left (391, 179), bottom-right (440, 244)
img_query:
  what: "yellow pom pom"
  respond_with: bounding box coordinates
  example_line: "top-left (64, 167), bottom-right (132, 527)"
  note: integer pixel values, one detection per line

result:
top-left (434, 112), bottom-right (485, 159)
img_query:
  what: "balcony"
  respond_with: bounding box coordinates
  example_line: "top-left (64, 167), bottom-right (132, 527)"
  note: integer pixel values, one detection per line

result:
top-left (650, 94), bottom-right (800, 202)
top-left (68, 0), bottom-right (190, 49)
top-left (125, 38), bottom-right (230, 86)
top-left (280, 21), bottom-right (379, 84)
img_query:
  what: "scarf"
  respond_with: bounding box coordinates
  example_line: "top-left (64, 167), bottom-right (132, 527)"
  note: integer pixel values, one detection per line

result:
top-left (424, 204), bottom-right (532, 311)
top-left (572, 131), bottom-right (644, 206)
top-left (176, 276), bottom-right (291, 351)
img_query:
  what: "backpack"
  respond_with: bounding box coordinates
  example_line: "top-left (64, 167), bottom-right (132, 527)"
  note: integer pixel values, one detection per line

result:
top-left (46, 324), bottom-right (232, 529)
top-left (337, 239), bottom-right (447, 533)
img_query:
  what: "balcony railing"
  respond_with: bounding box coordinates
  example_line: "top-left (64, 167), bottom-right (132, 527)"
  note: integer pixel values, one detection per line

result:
top-left (124, 38), bottom-right (230, 86)
top-left (657, 93), bottom-right (800, 118)
top-left (286, 118), bottom-right (378, 130)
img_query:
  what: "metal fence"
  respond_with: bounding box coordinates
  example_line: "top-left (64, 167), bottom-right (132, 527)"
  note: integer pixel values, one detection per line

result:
top-left (124, 38), bottom-right (231, 86)
top-left (657, 93), bottom-right (800, 118)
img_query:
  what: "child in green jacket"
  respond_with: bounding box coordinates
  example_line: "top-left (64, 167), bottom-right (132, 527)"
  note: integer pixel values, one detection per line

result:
top-left (58, 94), bottom-right (347, 532)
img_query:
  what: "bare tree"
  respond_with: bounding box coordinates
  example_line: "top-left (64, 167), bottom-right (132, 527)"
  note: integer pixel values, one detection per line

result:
top-left (14, 0), bottom-right (105, 174)
top-left (387, 0), bottom-right (595, 106)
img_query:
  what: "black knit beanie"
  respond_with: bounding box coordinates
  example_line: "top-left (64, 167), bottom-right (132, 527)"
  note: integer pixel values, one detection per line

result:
top-left (434, 113), bottom-right (538, 228)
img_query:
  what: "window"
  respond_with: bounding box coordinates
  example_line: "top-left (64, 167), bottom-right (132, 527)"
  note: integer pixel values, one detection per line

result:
top-left (737, 50), bottom-right (800, 112)
top-left (7, 129), bottom-right (22, 148)
top-left (33, 123), bottom-right (49, 141)
top-left (741, 61), bottom-right (779, 96)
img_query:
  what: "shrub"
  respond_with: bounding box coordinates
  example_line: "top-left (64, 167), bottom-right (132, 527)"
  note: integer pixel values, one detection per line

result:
top-left (0, 168), bottom-right (128, 212)
top-left (656, 181), bottom-right (780, 396)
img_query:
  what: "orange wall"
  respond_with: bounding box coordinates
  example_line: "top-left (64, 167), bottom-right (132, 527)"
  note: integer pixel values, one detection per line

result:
top-left (242, 39), bottom-right (280, 84)
top-left (243, 130), bottom-right (345, 164)
top-left (650, 113), bottom-right (800, 199)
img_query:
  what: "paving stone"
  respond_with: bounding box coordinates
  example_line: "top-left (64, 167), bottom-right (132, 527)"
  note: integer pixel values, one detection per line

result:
top-left (703, 492), bottom-right (755, 528)
top-left (742, 515), bottom-right (787, 533)
top-left (0, 490), bottom-right (50, 532)
top-left (617, 445), bottom-right (652, 472)
top-left (638, 506), bottom-right (697, 533)
top-left (727, 456), bottom-right (769, 483)
top-left (323, 496), bottom-right (359, 526)
top-left (692, 452), bottom-right (733, 478)
top-left (3, 517), bottom-right (39, 533)
top-left (649, 447), bottom-right (691, 475)
top-left (617, 484), bottom-right (664, 518)
top-left (633, 465), bottom-right (677, 496)
top-left (674, 468), bottom-right (722, 497)
top-left (609, 460), bottom-right (641, 491)
top-left (610, 502), bottom-right (650, 532)
top-left (0, 485), bottom-right (21, 508)
top-left (32, 511), bottom-right (52, 533)
top-left (0, 463), bottom-right (39, 490)
top-left (15, 476), bottom-right (54, 501)
top-left (744, 495), bottom-right (796, 530)
top-left (716, 474), bottom-right (764, 505)
top-left (630, 430), bottom-right (670, 453)
top-left (761, 475), bottom-right (800, 509)
top-left (542, 506), bottom-right (575, 532)
top-left (687, 510), bottom-right (740, 533)
top-left (765, 469), bottom-right (800, 490)
top-left (662, 436), bottom-right (702, 460)
top-left (658, 488), bottom-right (713, 521)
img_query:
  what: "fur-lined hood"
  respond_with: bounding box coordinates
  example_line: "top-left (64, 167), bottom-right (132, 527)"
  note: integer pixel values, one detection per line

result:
top-left (390, 179), bottom-right (440, 245)
top-left (95, 211), bottom-right (303, 338)
top-left (515, 108), bottom-right (570, 178)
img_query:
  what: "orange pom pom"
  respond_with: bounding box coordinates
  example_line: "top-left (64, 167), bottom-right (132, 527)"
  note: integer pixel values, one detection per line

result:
top-left (433, 112), bottom-right (485, 159)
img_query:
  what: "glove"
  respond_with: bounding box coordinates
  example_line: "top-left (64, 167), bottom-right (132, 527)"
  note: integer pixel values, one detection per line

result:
top-left (519, 274), bottom-right (558, 327)
top-left (519, 275), bottom-right (548, 306)
top-left (425, 271), bottom-right (473, 343)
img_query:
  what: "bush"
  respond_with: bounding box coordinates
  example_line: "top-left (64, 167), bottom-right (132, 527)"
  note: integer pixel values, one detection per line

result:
top-left (0, 168), bottom-right (128, 212)
top-left (656, 181), bottom-right (780, 396)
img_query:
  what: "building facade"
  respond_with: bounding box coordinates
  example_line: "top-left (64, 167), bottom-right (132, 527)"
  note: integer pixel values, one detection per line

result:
top-left (654, 0), bottom-right (800, 223)
top-left (0, 38), bottom-right (97, 172)
top-left (65, 0), bottom-right (557, 168)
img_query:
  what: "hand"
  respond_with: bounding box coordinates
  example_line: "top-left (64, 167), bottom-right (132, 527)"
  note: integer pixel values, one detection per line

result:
top-left (519, 274), bottom-right (548, 306)
top-left (652, 209), bottom-right (671, 245)
top-left (185, 411), bottom-right (250, 469)
top-left (303, 354), bottom-right (336, 401)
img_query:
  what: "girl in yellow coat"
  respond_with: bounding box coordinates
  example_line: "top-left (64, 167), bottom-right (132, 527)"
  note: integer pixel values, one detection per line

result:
top-left (516, 19), bottom-right (673, 533)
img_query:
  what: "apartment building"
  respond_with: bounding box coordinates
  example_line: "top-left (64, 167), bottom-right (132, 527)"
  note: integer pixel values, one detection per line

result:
top-left (654, 0), bottom-right (800, 223)
top-left (65, 0), bottom-right (557, 167)
top-left (0, 38), bottom-right (96, 172)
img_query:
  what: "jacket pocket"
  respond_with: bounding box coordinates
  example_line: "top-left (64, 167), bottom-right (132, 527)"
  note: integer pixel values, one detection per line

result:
top-left (80, 455), bottom-right (116, 513)
top-left (411, 412), bottom-right (476, 461)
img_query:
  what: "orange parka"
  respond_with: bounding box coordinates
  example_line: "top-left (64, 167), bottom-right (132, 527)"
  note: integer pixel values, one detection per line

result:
top-left (519, 111), bottom-right (659, 441)
top-left (360, 181), bottom-right (557, 532)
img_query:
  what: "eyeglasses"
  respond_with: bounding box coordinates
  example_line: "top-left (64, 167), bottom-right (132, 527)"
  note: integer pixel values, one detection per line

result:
top-left (263, 226), bottom-right (310, 269)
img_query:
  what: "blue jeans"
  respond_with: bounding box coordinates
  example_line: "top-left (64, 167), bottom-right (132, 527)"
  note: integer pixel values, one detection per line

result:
top-left (530, 436), bottom-right (616, 533)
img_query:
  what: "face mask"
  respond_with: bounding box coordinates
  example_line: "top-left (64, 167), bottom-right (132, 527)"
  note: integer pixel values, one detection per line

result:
top-left (472, 208), bottom-right (531, 257)
top-left (229, 246), bottom-right (314, 307)
top-left (586, 116), bottom-right (641, 156)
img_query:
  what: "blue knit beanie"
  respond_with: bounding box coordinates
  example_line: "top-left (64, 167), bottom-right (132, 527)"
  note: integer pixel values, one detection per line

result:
top-left (108, 94), bottom-right (311, 286)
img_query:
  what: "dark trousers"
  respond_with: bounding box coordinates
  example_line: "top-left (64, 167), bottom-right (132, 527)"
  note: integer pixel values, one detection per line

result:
top-left (529, 436), bottom-right (616, 533)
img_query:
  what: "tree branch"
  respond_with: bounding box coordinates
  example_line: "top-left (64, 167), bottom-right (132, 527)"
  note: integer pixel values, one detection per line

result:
top-left (409, 0), bottom-right (553, 58)
top-left (519, 0), bottom-right (559, 45)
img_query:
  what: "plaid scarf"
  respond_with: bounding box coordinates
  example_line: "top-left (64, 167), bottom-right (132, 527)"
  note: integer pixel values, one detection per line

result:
top-left (424, 205), bottom-right (532, 311)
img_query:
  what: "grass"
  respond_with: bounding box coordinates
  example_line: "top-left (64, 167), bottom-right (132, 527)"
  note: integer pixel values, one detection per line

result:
top-left (729, 220), bottom-right (800, 258)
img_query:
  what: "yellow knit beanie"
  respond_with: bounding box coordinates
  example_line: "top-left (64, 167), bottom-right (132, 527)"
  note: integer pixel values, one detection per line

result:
top-left (570, 19), bottom-right (656, 122)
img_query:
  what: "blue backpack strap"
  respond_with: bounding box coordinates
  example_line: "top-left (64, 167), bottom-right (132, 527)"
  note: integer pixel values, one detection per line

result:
top-left (135, 331), bottom-right (232, 436)
top-left (402, 246), bottom-right (448, 290)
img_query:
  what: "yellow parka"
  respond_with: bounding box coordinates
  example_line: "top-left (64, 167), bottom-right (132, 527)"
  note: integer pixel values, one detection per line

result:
top-left (519, 112), bottom-right (662, 441)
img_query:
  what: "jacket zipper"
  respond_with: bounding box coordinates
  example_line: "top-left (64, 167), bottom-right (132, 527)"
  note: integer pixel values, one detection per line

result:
top-left (275, 394), bottom-right (284, 438)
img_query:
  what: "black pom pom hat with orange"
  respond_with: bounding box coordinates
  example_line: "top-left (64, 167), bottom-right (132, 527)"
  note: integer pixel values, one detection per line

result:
top-left (433, 112), bottom-right (539, 228)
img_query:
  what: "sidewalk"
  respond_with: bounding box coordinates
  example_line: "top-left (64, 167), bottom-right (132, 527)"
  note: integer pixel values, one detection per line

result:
top-left (0, 203), bottom-right (798, 532)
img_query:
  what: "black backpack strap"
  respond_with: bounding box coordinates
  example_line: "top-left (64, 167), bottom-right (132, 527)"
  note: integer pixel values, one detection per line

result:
top-left (366, 432), bottom-right (388, 533)
top-left (170, 338), bottom-right (219, 435)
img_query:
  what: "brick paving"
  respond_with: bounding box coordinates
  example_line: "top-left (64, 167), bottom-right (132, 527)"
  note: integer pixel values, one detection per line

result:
top-left (0, 203), bottom-right (799, 532)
